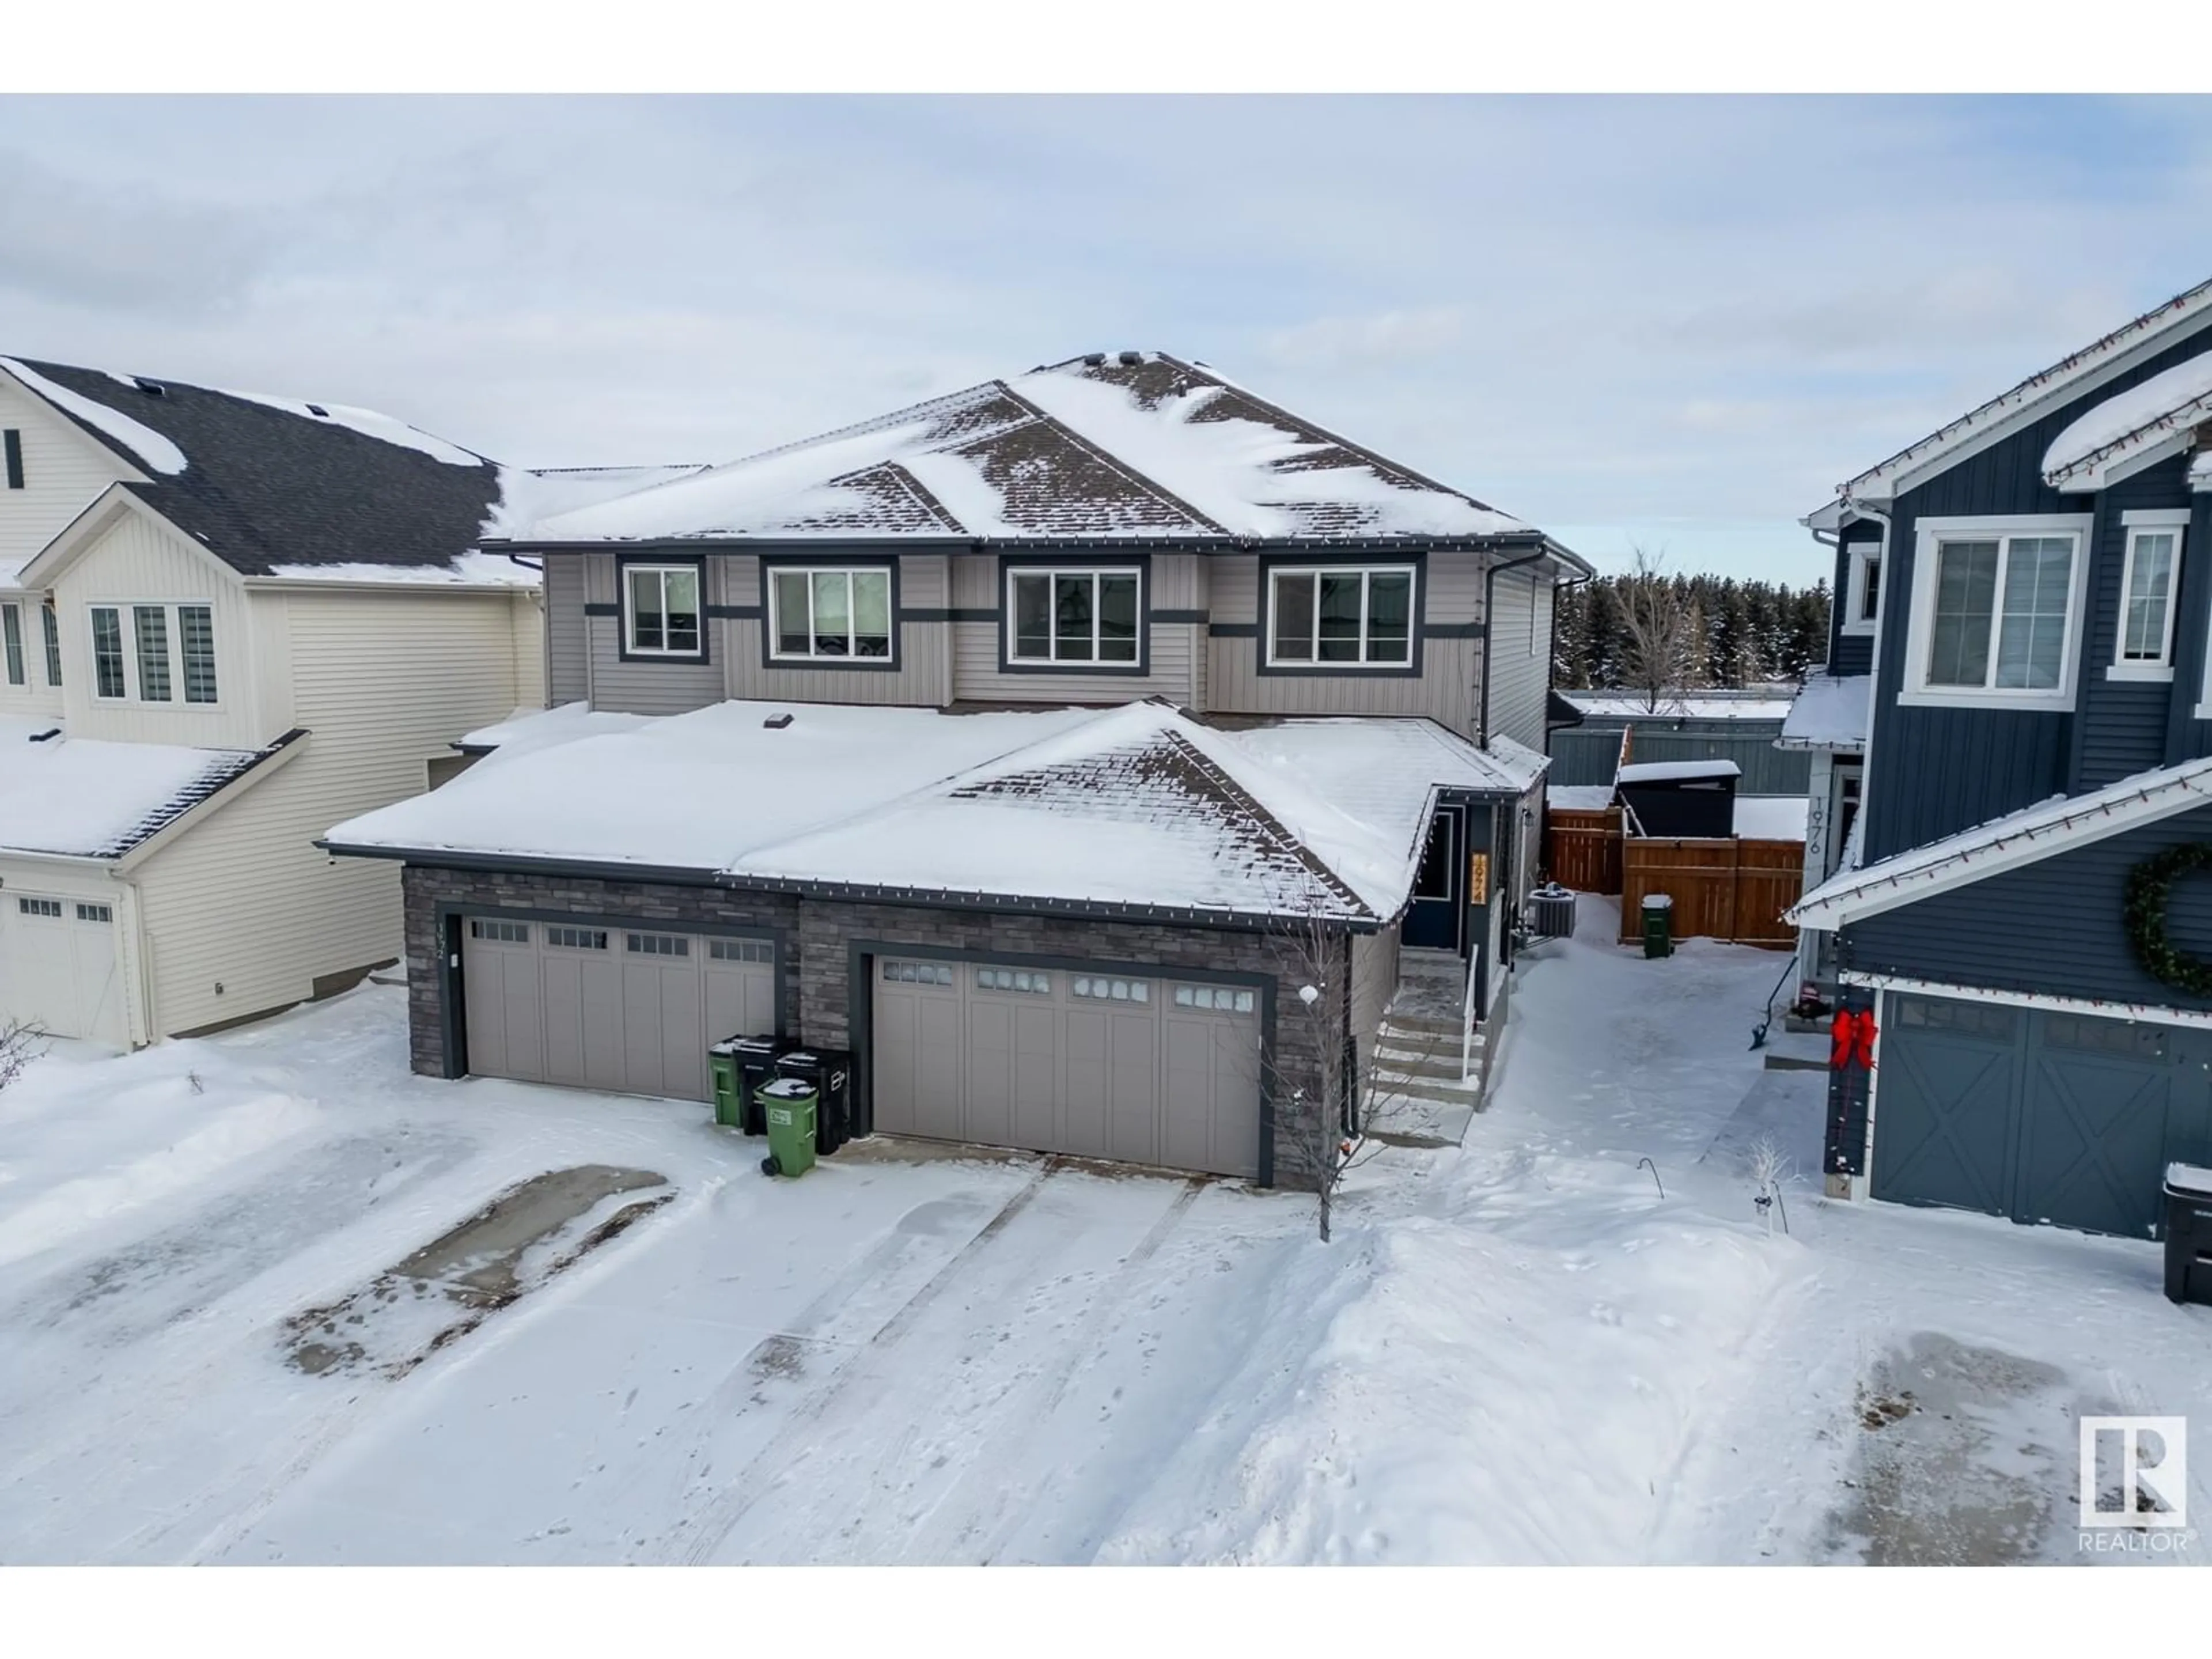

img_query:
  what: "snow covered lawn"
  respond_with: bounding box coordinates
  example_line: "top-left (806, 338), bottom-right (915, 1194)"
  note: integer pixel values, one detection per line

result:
top-left (1, 904), bottom-right (2204, 1564)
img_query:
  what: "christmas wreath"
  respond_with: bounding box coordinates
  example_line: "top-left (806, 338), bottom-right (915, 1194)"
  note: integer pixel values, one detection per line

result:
top-left (2123, 842), bottom-right (2212, 998)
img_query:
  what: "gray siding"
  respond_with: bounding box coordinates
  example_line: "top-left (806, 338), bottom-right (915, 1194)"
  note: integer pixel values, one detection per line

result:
top-left (1863, 316), bottom-right (2212, 861)
top-left (946, 552), bottom-right (1202, 706)
top-left (1204, 550), bottom-right (1485, 733)
top-left (728, 553), bottom-right (952, 707)
top-left (1485, 569), bottom-right (1549, 748)
top-left (1548, 725), bottom-right (1809, 794)
top-left (546, 554), bottom-right (588, 704)
top-left (1840, 800), bottom-right (2212, 1012)
top-left (582, 552), bottom-right (726, 716)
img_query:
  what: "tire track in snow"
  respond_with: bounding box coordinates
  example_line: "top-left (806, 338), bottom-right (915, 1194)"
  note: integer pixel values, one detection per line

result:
top-left (661, 1162), bottom-right (1056, 1566)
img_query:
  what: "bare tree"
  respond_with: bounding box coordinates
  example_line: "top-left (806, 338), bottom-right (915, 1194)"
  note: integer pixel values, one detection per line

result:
top-left (0, 1018), bottom-right (46, 1096)
top-left (1262, 904), bottom-right (1455, 1243)
top-left (1618, 544), bottom-right (1707, 713)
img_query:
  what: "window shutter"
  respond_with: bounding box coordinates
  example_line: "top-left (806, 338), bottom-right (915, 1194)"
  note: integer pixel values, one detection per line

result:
top-left (2, 429), bottom-right (21, 490)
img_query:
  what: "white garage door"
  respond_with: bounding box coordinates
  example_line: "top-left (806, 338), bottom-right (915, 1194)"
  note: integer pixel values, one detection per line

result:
top-left (0, 893), bottom-right (126, 1046)
top-left (461, 916), bottom-right (777, 1101)
top-left (872, 956), bottom-right (1263, 1178)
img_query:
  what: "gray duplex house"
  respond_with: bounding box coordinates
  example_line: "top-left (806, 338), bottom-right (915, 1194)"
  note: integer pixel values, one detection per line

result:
top-left (326, 352), bottom-right (1588, 1185)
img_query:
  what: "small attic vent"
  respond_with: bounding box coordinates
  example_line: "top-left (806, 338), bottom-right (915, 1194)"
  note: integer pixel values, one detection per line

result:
top-left (1083, 352), bottom-right (1107, 368)
top-left (306, 403), bottom-right (329, 418)
top-left (763, 713), bottom-right (794, 730)
top-left (133, 378), bottom-right (165, 397)
top-left (1116, 350), bottom-right (1142, 367)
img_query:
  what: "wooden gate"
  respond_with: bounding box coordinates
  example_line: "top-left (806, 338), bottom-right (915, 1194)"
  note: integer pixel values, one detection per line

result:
top-left (1545, 807), bottom-right (1623, 895)
top-left (1619, 836), bottom-right (1800, 946)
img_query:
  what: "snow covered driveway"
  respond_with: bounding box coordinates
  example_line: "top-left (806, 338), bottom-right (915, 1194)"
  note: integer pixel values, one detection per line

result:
top-left (0, 990), bottom-right (1311, 1564)
top-left (2, 904), bottom-right (2205, 1565)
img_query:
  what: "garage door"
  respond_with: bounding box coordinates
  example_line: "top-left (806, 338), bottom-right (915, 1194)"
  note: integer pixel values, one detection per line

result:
top-left (871, 956), bottom-right (1263, 1178)
top-left (1874, 993), bottom-right (2211, 1238)
top-left (0, 894), bottom-right (126, 1045)
top-left (461, 916), bottom-right (777, 1101)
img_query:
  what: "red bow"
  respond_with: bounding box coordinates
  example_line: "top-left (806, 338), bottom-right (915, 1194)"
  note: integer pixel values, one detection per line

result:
top-left (1829, 1008), bottom-right (1878, 1070)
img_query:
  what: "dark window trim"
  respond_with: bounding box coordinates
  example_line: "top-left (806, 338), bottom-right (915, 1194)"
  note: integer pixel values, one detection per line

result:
top-left (759, 554), bottom-right (903, 673)
top-left (614, 552), bottom-right (711, 666)
top-left (2, 429), bottom-right (21, 490)
top-left (904, 607), bottom-right (999, 624)
top-left (1149, 608), bottom-right (1208, 625)
top-left (1253, 549), bottom-right (1428, 679)
top-left (996, 551), bottom-right (1152, 677)
top-left (433, 898), bottom-right (789, 1080)
top-left (844, 934), bottom-right (1279, 1183)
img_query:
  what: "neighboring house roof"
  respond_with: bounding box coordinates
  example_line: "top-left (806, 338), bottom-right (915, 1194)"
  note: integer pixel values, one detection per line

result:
top-left (1776, 673), bottom-right (1872, 753)
top-left (511, 352), bottom-right (1585, 565)
top-left (323, 698), bottom-right (1544, 925)
top-left (0, 716), bottom-right (284, 859)
top-left (2040, 350), bottom-right (2212, 492)
top-left (1562, 693), bottom-right (1796, 722)
top-left (1828, 274), bottom-right (2212, 506)
top-left (1617, 759), bottom-right (1740, 784)
top-left (0, 357), bottom-right (672, 585)
top-left (1547, 783), bottom-right (1616, 812)
top-left (1789, 753), bottom-right (2212, 928)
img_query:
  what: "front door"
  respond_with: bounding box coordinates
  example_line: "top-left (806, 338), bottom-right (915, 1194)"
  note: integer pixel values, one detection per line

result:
top-left (1404, 806), bottom-right (1463, 951)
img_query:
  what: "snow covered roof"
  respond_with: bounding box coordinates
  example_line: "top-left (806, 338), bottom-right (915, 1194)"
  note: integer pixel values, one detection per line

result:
top-left (1790, 753), bottom-right (2212, 929)
top-left (324, 699), bottom-right (1536, 925)
top-left (1776, 673), bottom-right (1872, 753)
top-left (0, 717), bottom-right (276, 859)
top-left (1829, 274), bottom-right (2212, 506)
top-left (1562, 694), bottom-right (1795, 722)
top-left (513, 353), bottom-right (1578, 558)
top-left (1547, 784), bottom-right (1615, 813)
top-left (455, 702), bottom-right (657, 757)
top-left (1616, 759), bottom-right (1740, 785)
top-left (2040, 349), bottom-right (2212, 491)
top-left (1, 357), bottom-right (570, 587)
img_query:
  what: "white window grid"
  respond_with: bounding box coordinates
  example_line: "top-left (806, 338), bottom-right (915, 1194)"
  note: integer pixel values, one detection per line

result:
top-left (769, 566), bottom-right (893, 661)
top-left (87, 601), bottom-right (218, 704)
top-left (1072, 975), bottom-right (1149, 1003)
top-left (1173, 984), bottom-right (1255, 1013)
top-left (623, 564), bottom-right (703, 656)
top-left (976, 967), bottom-right (1051, 994)
top-left (469, 918), bottom-right (530, 944)
top-left (1264, 565), bottom-right (1416, 667)
top-left (2113, 521), bottom-right (2186, 679)
top-left (75, 903), bottom-right (112, 924)
top-left (710, 938), bottom-right (773, 963)
top-left (1, 602), bottom-right (21, 687)
top-left (546, 926), bottom-right (608, 950)
top-left (626, 932), bottom-right (690, 957)
top-left (882, 959), bottom-right (953, 985)
top-left (1901, 516), bottom-right (2092, 712)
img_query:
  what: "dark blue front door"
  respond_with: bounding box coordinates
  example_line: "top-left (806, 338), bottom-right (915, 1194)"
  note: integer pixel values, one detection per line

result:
top-left (1404, 806), bottom-right (1463, 951)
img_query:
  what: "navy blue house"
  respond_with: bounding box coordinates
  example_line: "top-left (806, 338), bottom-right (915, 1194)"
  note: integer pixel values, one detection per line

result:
top-left (1787, 276), bottom-right (2212, 1240)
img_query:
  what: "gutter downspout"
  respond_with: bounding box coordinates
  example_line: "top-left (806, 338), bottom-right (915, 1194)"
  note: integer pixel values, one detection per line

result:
top-left (1478, 546), bottom-right (1552, 745)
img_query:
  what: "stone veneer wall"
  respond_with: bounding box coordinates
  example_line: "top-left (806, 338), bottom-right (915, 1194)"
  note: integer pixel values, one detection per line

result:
top-left (401, 867), bottom-right (1338, 1187)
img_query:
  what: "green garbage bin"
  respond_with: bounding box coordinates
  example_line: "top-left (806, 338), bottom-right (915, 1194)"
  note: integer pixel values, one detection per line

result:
top-left (710, 1039), bottom-right (744, 1128)
top-left (1642, 893), bottom-right (1674, 960)
top-left (758, 1076), bottom-right (819, 1178)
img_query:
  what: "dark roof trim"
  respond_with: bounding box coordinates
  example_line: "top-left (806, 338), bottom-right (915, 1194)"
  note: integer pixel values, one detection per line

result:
top-left (316, 841), bottom-right (1381, 932)
top-left (493, 531), bottom-right (1569, 558)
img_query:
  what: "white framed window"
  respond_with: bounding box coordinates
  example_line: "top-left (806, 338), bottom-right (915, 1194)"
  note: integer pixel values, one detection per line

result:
top-left (622, 563), bottom-right (703, 657)
top-left (40, 601), bottom-right (59, 687)
top-left (976, 966), bottom-right (1051, 994)
top-left (625, 931), bottom-right (690, 957)
top-left (469, 918), bottom-right (530, 944)
top-left (75, 902), bottom-right (111, 924)
top-left (709, 937), bottom-right (772, 964)
top-left (1006, 567), bottom-right (1141, 665)
top-left (547, 926), bottom-right (608, 950)
top-left (1265, 565), bottom-right (1415, 667)
top-left (1172, 983), bottom-right (1255, 1013)
top-left (1842, 541), bottom-right (1884, 636)
top-left (2113, 512), bottom-right (2187, 681)
top-left (770, 567), bottom-right (892, 661)
top-left (1900, 516), bottom-right (2092, 712)
top-left (1071, 975), bottom-right (1149, 1003)
top-left (882, 959), bottom-right (953, 985)
top-left (88, 601), bottom-right (218, 704)
top-left (0, 602), bottom-right (21, 687)
top-left (17, 896), bottom-right (60, 918)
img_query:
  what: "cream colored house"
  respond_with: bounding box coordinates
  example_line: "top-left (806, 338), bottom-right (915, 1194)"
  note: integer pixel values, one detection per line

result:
top-left (0, 357), bottom-right (558, 1045)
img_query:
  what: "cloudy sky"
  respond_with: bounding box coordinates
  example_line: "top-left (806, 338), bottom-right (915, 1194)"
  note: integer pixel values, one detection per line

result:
top-left (3, 94), bottom-right (2209, 582)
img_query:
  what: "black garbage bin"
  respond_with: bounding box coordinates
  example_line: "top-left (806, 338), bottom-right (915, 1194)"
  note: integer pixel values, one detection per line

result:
top-left (731, 1034), bottom-right (799, 1137)
top-left (2164, 1163), bottom-right (2212, 1305)
top-left (776, 1046), bottom-right (855, 1154)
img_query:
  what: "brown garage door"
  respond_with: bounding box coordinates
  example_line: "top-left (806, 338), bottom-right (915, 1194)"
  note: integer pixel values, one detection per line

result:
top-left (870, 955), bottom-right (1263, 1178)
top-left (462, 916), bottom-right (777, 1101)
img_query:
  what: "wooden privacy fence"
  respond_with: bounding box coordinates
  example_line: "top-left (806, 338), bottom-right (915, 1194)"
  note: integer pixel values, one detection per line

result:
top-left (1546, 807), bottom-right (1623, 895)
top-left (1618, 836), bottom-right (1801, 947)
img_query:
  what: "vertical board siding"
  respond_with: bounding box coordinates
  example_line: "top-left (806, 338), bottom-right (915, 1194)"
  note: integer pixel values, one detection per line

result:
top-left (1828, 528), bottom-right (1880, 677)
top-left (54, 512), bottom-right (263, 748)
top-left (1486, 571), bottom-right (1549, 748)
top-left (135, 589), bottom-right (533, 1036)
top-left (0, 377), bottom-right (132, 572)
top-left (1839, 799), bottom-right (2212, 1010)
top-left (1864, 317), bottom-right (2212, 862)
top-left (544, 555), bottom-right (588, 704)
top-left (2168, 492), bottom-right (2212, 766)
top-left (1548, 726), bottom-right (1810, 794)
top-left (2074, 456), bottom-right (2191, 790)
